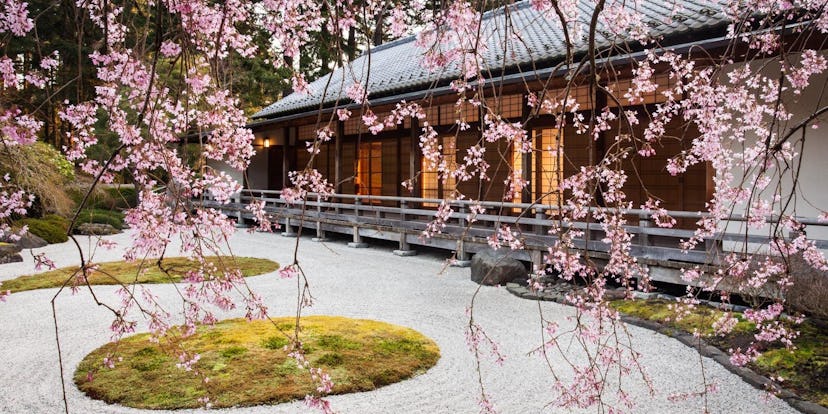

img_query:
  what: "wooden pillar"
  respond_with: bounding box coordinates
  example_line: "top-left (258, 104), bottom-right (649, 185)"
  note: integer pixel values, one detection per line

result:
top-left (409, 118), bottom-right (421, 200)
top-left (335, 120), bottom-right (344, 194)
top-left (282, 126), bottom-right (290, 189)
top-left (522, 95), bottom-right (533, 204)
top-left (396, 126), bottom-right (403, 197)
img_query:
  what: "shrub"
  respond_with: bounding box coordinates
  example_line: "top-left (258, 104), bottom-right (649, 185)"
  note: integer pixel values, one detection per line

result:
top-left (0, 142), bottom-right (75, 216)
top-left (42, 214), bottom-right (70, 232)
top-left (17, 218), bottom-right (68, 244)
top-left (105, 187), bottom-right (138, 209)
top-left (77, 209), bottom-right (124, 230)
top-left (69, 186), bottom-right (139, 211)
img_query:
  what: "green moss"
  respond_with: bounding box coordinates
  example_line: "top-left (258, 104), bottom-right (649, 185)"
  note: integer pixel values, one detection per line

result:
top-left (610, 299), bottom-right (755, 336)
top-left (316, 353), bottom-right (344, 367)
top-left (74, 316), bottom-right (441, 409)
top-left (1, 256), bottom-right (279, 293)
top-left (262, 335), bottom-right (289, 350)
top-left (611, 299), bottom-right (827, 408)
top-left (16, 217), bottom-right (68, 243)
top-left (129, 347), bottom-right (170, 372)
top-left (316, 335), bottom-right (362, 351)
top-left (219, 346), bottom-right (248, 359)
top-left (377, 338), bottom-right (424, 354)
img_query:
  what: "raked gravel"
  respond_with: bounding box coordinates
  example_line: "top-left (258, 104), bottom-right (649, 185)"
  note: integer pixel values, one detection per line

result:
top-left (0, 230), bottom-right (796, 414)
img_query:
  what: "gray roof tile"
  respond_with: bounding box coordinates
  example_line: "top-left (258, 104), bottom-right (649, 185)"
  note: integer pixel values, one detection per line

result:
top-left (253, 0), bottom-right (728, 119)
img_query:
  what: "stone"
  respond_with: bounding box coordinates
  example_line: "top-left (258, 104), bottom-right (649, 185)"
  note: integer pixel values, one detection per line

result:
top-left (74, 223), bottom-right (120, 236)
top-left (450, 259), bottom-right (472, 268)
top-left (0, 242), bottom-right (22, 264)
top-left (393, 249), bottom-right (417, 257)
top-left (14, 232), bottom-right (48, 249)
top-left (470, 248), bottom-right (527, 286)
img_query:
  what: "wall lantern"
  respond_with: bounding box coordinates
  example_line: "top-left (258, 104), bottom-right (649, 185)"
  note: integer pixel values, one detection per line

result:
top-left (263, 138), bottom-right (270, 148)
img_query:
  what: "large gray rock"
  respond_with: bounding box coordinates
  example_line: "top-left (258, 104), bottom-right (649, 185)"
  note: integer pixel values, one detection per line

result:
top-left (13, 232), bottom-right (48, 249)
top-left (471, 248), bottom-right (527, 286)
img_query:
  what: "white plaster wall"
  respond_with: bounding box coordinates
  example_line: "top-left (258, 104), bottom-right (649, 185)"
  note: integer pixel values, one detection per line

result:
top-left (206, 159), bottom-right (244, 197)
top-left (718, 54), bottom-right (828, 253)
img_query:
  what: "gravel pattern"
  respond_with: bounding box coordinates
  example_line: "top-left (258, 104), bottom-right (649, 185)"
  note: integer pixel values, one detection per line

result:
top-left (0, 231), bottom-right (798, 413)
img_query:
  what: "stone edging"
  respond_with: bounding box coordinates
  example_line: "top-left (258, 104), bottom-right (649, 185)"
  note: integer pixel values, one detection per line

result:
top-left (504, 284), bottom-right (828, 414)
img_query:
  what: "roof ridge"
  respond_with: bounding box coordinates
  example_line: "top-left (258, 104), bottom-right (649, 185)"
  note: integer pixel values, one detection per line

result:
top-left (482, 0), bottom-right (532, 18)
top-left (356, 34), bottom-right (416, 58)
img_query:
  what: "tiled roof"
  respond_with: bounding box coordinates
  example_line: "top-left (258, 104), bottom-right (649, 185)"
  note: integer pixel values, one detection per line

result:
top-left (252, 0), bottom-right (728, 119)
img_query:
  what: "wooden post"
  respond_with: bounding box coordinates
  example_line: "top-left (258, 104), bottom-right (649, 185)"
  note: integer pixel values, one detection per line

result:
top-left (235, 193), bottom-right (245, 228)
top-left (410, 118), bottom-right (420, 205)
top-left (348, 196), bottom-right (368, 248)
top-left (335, 120), bottom-right (344, 194)
top-left (282, 126), bottom-right (290, 189)
top-left (452, 238), bottom-right (471, 267)
top-left (638, 211), bottom-right (650, 247)
top-left (312, 193), bottom-right (328, 242)
top-left (281, 216), bottom-right (297, 237)
top-left (535, 206), bottom-right (546, 235)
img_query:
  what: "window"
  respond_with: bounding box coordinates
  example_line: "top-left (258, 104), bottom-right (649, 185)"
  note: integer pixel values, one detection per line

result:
top-left (356, 141), bottom-right (382, 197)
top-left (606, 74), bottom-right (676, 107)
top-left (513, 128), bottom-right (563, 206)
top-left (422, 136), bottom-right (457, 202)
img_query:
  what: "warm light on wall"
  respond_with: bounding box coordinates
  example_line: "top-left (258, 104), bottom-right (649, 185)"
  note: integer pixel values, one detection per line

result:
top-left (263, 138), bottom-right (270, 148)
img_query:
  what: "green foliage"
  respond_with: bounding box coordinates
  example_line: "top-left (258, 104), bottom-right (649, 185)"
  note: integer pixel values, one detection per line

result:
top-left (17, 217), bottom-right (68, 244)
top-left (103, 187), bottom-right (138, 210)
top-left (71, 187), bottom-right (139, 211)
top-left (77, 208), bottom-right (125, 230)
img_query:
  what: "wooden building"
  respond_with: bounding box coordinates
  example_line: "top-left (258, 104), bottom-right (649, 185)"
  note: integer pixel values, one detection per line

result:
top-left (221, 0), bottom-right (828, 280)
top-left (244, 1), bottom-right (726, 218)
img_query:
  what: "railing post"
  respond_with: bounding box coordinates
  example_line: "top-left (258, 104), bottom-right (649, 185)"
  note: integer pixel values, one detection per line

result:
top-left (452, 238), bottom-right (472, 267)
top-left (354, 196), bottom-right (361, 217)
top-left (535, 206), bottom-right (546, 235)
top-left (281, 215), bottom-right (297, 237)
top-left (638, 211), bottom-right (650, 247)
top-left (348, 196), bottom-right (368, 248)
top-left (312, 193), bottom-right (328, 242)
top-left (235, 193), bottom-right (245, 228)
top-left (393, 199), bottom-right (417, 256)
top-left (458, 203), bottom-right (467, 228)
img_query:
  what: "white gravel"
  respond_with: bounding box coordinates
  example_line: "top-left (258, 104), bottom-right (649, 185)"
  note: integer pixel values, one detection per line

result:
top-left (0, 230), bottom-right (795, 413)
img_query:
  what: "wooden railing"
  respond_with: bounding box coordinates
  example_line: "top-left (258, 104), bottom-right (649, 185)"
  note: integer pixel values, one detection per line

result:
top-left (202, 189), bottom-right (828, 276)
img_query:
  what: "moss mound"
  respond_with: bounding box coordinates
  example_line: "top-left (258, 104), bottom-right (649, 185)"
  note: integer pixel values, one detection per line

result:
top-left (74, 316), bottom-right (440, 409)
top-left (1, 256), bottom-right (278, 293)
top-left (16, 215), bottom-right (70, 244)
